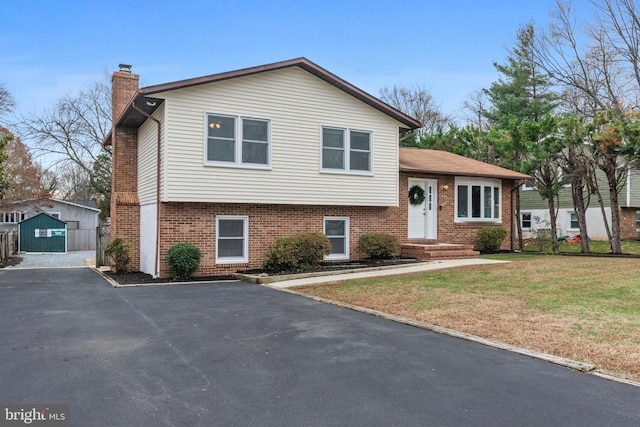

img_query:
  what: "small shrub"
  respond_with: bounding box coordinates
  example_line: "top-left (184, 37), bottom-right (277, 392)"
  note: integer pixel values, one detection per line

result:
top-left (104, 238), bottom-right (132, 273)
top-left (264, 233), bottom-right (331, 273)
top-left (477, 226), bottom-right (507, 253)
top-left (358, 233), bottom-right (401, 259)
top-left (166, 242), bottom-right (201, 279)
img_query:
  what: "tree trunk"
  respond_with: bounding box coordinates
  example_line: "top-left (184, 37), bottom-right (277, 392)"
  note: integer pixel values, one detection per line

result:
top-left (515, 189), bottom-right (524, 251)
top-left (568, 145), bottom-right (590, 253)
top-left (605, 161), bottom-right (623, 254)
top-left (548, 196), bottom-right (559, 254)
top-left (601, 156), bottom-right (622, 254)
top-left (572, 181), bottom-right (590, 253)
top-left (589, 164), bottom-right (613, 244)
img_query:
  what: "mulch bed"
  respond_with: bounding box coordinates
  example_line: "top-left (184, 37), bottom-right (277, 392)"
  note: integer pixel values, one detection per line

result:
top-left (0, 256), bottom-right (23, 269)
top-left (104, 271), bottom-right (236, 285)
top-left (104, 257), bottom-right (420, 285)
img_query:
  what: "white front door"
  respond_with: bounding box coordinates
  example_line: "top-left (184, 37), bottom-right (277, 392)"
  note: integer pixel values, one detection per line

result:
top-left (408, 179), bottom-right (438, 239)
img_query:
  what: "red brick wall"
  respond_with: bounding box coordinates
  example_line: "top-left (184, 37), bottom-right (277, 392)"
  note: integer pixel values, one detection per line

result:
top-left (620, 207), bottom-right (640, 240)
top-left (156, 202), bottom-right (404, 277)
top-left (110, 69), bottom-right (141, 270)
top-left (399, 172), bottom-right (516, 250)
top-left (147, 172), bottom-right (516, 277)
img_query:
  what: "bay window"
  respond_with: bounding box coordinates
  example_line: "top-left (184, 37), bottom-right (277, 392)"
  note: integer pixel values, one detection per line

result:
top-left (456, 178), bottom-right (501, 222)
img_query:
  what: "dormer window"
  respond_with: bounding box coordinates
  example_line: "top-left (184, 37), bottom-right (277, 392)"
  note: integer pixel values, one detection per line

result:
top-left (206, 114), bottom-right (271, 168)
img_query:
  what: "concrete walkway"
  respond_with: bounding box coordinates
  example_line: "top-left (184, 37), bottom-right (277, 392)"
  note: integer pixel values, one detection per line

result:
top-left (267, 258), bottom-right (509, 288)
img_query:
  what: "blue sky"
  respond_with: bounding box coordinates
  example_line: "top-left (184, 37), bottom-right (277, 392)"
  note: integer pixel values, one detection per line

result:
top-left (3, 0), bottom-right (592, 124)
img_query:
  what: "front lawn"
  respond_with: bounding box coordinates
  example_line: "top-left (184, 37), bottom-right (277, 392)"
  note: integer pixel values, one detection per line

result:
top-left (296, 255), bottom-right (640, 382)
top-left (524, 239), bottom-right (640, 255)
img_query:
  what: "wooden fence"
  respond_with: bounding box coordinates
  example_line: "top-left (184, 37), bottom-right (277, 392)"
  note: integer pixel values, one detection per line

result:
top-left (0, 231), bottom-right (18, 263)
top-left (95, 225), bottom-right (110, 267)
top-left (68, 229), bottom-right (97, 251)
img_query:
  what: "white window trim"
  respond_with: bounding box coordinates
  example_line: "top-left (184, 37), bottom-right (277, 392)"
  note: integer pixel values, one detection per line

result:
top-left (636, 210), bottom-right (640, 231)
top-left (521, 212), bottom-right (532, 230)
top-left (204, 112), bottom-right (272, 170)
top-left (48, 212), bottom-right (61, 219)
top-left (568, 212), bottom-right (579, 231)
top-left (454, 177), bottom-right (502, 223)
top-left (0, 212), bottom-right (26, 223)
top-left (324, 216), bottom-right (350, 260)
top-left (215, 215), bottom-right (249, 264)
top-left (320, 126), bottom-right (373, 176)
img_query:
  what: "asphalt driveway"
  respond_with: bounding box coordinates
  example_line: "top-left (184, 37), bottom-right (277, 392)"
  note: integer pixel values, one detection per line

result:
top-left (0, 268), bottom-right (638, 426)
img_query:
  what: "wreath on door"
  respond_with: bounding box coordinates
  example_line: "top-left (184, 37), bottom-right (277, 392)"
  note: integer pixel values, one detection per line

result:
top-left (408, 185), bottom-right (426, 205)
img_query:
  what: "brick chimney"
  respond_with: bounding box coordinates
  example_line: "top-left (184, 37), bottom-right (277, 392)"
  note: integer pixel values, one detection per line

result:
top-left (112, 64), bottom-right (139, 123)
top-left (110, 64), bottom-right (141, 271)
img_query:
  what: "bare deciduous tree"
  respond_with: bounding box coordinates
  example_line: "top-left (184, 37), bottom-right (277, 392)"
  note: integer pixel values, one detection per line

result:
top-left (19, 75), bottom-right (112, 201)
top-left (462, 90), bottom-right (491, 130)
top-left (0, 82), bottom-right (15, 119)
top-left (534, 0), bottom-right (640, 254)
top-left (379, 85), bottom-right (452, 134)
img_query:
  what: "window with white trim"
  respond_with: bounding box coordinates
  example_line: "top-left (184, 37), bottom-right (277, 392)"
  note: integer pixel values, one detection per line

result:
top-left (206, 114), bottom-right (270, 167)
top-left (216, 216), bottom-right (248, 264)
top-left (636, 210), bottom-right (640, 231)
top-left (521, 212), bottom-right (532, 229)
top-left (568, 212), bottom-right (579, 230)
top-left (456, 178), bottom-right (501, 222)
top-left (0, 212), bottom-right (26, 223)
top-left (321, 127), bottom-right (371, 173)
top-left (324, 217), bottom-right (349, 260)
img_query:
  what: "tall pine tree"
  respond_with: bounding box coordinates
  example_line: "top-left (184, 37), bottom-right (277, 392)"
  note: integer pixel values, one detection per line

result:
top-left (483, 23), bottom-right (560, 251)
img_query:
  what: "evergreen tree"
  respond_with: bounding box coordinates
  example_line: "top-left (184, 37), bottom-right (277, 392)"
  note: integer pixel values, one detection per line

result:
top-left (483, 23), bottom-right (560, 251)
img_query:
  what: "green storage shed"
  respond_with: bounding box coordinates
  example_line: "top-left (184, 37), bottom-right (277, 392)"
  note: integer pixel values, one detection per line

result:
top-left (19, 213), bottom-right (67, 253)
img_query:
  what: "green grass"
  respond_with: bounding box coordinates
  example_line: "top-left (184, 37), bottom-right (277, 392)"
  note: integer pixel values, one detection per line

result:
top-left (298, 255), bottom-right (640, 380)
top-left (523, 239), bottom-right (640, 255)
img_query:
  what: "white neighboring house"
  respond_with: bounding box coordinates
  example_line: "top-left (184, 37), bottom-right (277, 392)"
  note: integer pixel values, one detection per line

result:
top-left (519, 168), bottom-right (640, 240)
top-left (0, 199), bottom-right (100, 250)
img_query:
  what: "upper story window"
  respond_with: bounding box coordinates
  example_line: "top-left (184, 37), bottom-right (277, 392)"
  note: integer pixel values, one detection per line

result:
top-left (0, 212), bottom-right (26, 223)
top-left (456, 178), bottom-right (501, 222)
top-left (206, 114), bottom-right (270, 168)
top-left (321, 127), bottom-right (372, 174)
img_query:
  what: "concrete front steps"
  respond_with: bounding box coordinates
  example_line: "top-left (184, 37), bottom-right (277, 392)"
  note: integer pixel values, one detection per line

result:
top-left (401, 242), bottom-right (479, 261)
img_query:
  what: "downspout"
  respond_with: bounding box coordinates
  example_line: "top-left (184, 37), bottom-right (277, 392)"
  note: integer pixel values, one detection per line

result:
top-left (132, 101), bottom-right (162, 278)
top-left (511, 180), bottom-right (526, 252)
top-left (626, 164), bottom-right (631, 208)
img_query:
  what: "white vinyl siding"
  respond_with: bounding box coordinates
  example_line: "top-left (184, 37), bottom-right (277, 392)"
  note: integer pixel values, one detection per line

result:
top-left (152, 67), bottom-right (400, 206)
top-left (138, 104), bottom-right (165, 205)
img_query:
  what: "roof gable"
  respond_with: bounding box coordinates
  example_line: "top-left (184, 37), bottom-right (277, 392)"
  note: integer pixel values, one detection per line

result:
top-left (399, 148), bottom-right (531, 180)
top-left (111, 57), bottom-right (422, 133)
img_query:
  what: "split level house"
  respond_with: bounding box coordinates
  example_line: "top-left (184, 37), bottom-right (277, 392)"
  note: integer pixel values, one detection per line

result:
top-left (105, 58), bottom-right (530, 278)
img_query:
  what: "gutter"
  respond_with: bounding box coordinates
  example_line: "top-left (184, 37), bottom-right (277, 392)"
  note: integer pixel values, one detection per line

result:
top-left (131, 101), bottom-right (162, 278)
